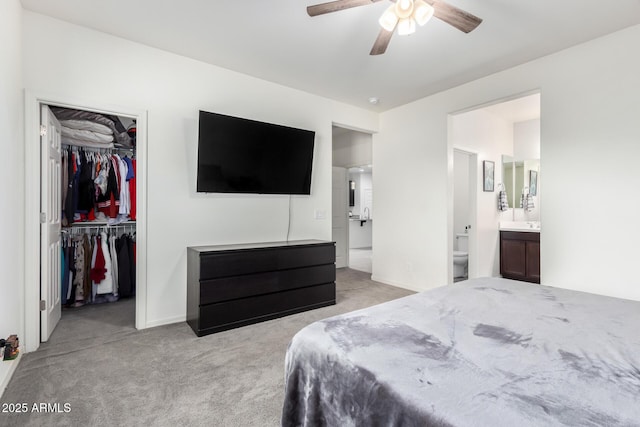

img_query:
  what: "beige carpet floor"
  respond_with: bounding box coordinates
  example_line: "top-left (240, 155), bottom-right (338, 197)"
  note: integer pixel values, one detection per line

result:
top-left (0, 268), bottom-right (413, 427)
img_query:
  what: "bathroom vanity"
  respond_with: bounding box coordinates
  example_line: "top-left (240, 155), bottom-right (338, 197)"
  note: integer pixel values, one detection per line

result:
top-left (500, 224), bottom-right (540, 284)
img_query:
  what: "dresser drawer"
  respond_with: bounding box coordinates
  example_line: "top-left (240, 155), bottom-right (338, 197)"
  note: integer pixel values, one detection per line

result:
top-left (199, 264), bottom-right (335, 305)
top-left (187, 240), bottom-right (336, 337)
top-left (199, 243), bottom-right (335, 279)
top-left (198, 283), bottom-right (336, 334)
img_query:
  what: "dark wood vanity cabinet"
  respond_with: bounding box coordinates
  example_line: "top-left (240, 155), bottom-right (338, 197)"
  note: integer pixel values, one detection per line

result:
top-left (500, 231), bottom-right (540, 284)
top-left (187, 240), bottom-right (336, 337)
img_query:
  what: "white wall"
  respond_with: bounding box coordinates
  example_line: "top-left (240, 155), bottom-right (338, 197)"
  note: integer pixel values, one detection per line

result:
top-left (453, 150), bottom-right (470, 245)
top-left (0, 0), bottom-right (23, 341)
top-left (332, 129), bottom-right (372, 167)
top-left (22, 11), bottom-right (378, 327)
top-left (375, 24), bottom-right (640, 301)
top-left (450, 109), bottom-right (513, 278)
top-left (514, 119), bottom-right (540, 160)
top-left (513, 120), bottom-right (541, 221)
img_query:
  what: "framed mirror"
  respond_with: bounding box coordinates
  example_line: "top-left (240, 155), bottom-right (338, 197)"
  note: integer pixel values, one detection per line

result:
top-left (502, 155), bottom-right (538, 211)
top-left (501, 155), bottom-right (515, 208)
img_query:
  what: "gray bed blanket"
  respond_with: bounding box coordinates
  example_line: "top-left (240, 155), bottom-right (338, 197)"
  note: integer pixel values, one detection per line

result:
top-left (282, 277), bottom-right (640, 426)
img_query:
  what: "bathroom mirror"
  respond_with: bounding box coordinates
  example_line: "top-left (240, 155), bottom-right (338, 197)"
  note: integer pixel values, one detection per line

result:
top-left (348, 165), bottom-right (373, 219)
top-left (501, 155), bottom-right (540, 214)
top-left (501, 155), bottom-right (517, 208)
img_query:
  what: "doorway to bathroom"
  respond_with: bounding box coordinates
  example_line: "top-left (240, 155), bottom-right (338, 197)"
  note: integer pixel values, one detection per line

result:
top-left (448, 91), bottom-right (541, 284)
top-left (331, 125), bottom-right (373, 274)
top-left (453, 149), bottom-right (476, 282)
top-left (347, 165), bottom-right (373, 273)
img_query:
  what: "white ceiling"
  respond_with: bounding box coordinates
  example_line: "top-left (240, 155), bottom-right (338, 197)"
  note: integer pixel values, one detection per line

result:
top-left (20, 0), bottom-right (640, 112)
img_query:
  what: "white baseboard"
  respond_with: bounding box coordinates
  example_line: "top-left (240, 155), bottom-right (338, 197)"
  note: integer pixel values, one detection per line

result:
top-left (0, 352), bottom-right (21, 400)
top-left (371, 275), bottom-right (425, 293)
top-left (144, 315), bottom-right (186, 329)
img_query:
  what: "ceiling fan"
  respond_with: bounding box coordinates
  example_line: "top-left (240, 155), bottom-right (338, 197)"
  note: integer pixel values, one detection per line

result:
top-left (307, 0), bottom-right (482, 55)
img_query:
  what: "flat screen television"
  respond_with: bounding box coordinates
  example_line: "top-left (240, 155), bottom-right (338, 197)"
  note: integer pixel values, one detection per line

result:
top-left (197, 111), bottom-right (315, 195)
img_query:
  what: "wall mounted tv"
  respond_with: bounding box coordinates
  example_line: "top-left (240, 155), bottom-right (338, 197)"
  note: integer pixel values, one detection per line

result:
top-left (197, 110), bottom-right (315, 195)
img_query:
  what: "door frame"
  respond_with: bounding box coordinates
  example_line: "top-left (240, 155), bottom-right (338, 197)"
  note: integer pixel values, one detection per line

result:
top-left (451, 148), bottom-right (478, 282)
top-left (331, 166), bottom-right (349, 268)
top-left (24, 90), bottom-right (148, 353)
top-left (331, 123), bottom-right (375, 274)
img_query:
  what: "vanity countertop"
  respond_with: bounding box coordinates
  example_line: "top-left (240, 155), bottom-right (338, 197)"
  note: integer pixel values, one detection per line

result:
top-left (500, 221), bottom-right (540, 233)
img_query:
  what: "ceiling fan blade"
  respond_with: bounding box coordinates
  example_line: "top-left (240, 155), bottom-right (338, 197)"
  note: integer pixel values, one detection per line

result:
top-left (431, 0), bottom-right (482, 33)
top-left (370, 28), bottom-right (394, 55)
top-left (307, 0), bottom-right (385, 17)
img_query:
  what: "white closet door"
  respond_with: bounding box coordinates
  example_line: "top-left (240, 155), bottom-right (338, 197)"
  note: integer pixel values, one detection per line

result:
top-left (40, 105), bottom-right (62, 341)
top-left (332, 167), bottom-right (349, 268)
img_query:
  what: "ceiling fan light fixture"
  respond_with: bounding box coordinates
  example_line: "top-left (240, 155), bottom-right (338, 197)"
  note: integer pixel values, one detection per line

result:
top-left (397, 17), bottom-right (416, 36)
top-left (306, 0), bottom-right (483, 55)
top-left (413, 0), bottom-right (435, 26)
top-left (379, 5), bottom-right (399, 31)
top-left (395, 0), bottom-right (414, 19)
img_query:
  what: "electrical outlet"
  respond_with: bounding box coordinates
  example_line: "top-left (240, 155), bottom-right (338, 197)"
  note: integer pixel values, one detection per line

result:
top-left (406, 262), bottom-right (413, 272)
top-left (315, 210), bottom-right (326, 220)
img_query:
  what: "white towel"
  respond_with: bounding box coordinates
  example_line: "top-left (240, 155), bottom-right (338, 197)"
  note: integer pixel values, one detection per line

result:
top-left (520, 193), bottom-right (535, 212)
top-left (498, 190), bottom-right (509, 212)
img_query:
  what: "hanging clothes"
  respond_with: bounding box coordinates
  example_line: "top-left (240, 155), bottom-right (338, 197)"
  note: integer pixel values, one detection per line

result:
top-left (61, 150), bottom-right (69, 226)
top-left (55, 110), bottom-right (137, 311)
top-left (72, 237), bottom-right (86, 304)
top-left (64, 147), bottom-right (77, 225)
top-left (61, 241), bottom-right (69, 305)
top-left (61, 226), bottom-right (135, 307)
top-left (77, 150), bottom-right (96, 221)
top-left (117, 234), bottom-right (133, 298)
top-left (60, 144), bottom-right (135, 224)
top-left (127, 157), bottom-right (137, 221)
top-left (96, 155), bottom-right (120, 219)
top-left (82, 234), bottom-right (93, 302)
top-left (110, 233), bottom-right (119, 297)
top-left (96, 231), bottom-right (114, 295)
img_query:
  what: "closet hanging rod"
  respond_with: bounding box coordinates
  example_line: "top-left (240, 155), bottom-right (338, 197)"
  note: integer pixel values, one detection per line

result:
top-left (62, 223), bottom-right (136, 235)
top-left (61, 143), bottom-right (134, 154)
top-left (65, 221), bottom-right (136, 228)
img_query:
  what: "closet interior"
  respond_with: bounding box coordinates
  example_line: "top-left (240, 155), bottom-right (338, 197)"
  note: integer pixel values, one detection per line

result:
top-left (53, 105), bottom-right (137, 317)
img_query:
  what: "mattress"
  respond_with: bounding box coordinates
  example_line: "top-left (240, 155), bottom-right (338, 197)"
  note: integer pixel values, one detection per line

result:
top-left (282, 277), bottom-right (640, 426)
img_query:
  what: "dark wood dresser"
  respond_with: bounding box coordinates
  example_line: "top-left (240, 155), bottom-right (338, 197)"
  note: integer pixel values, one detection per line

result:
top-left (500, 231), bottom-right (540, 284)
top-left (187, 240), bottom-right (336, 337)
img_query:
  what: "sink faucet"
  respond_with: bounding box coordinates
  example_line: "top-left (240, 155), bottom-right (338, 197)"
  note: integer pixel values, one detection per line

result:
top-left (363, 207), bottom-right (370, 220)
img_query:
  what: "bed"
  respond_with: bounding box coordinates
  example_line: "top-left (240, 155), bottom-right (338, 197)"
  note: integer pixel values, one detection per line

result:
top-left (281, 277), bottom-right (640, 426)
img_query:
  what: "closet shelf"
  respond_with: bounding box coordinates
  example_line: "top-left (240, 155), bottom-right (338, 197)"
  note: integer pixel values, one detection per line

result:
top-left (62, 142), bottom-right (134, 153)
top-left (64, 220), bottom-right (136, 228)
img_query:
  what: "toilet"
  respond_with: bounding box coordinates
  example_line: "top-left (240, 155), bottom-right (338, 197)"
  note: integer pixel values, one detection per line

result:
top-left (453, 233), bottom-right (468, 279)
